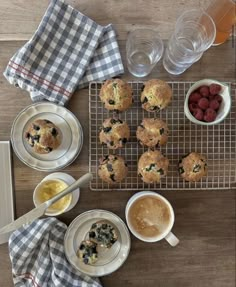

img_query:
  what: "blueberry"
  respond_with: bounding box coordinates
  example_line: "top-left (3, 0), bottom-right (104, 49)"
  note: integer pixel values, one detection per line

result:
top-left (25, 132), bottom-right (30, 139)
top-left (179, 167), bottom-right (185, 174)
top-left (103, 127), bottom-right (112, 133)
top-left (160, 128), bottom-right (165, 135)
top-left (107, 163), bottom-right (113, 172)
top-left (142, 97), bottom-right (148, 104)
top-left (33, 124), bottom-right (40, 131)
top-left (45, 147), bottom-right (52, 152)
top-left (110, 174), bottom-right (116, 182)
top-left (33, 135), bottom-right (40, 142)
top-left (79, 244), bottom-right (85, 250)
top-left (112, 83), bottom-right (118, 88)
top-left (83, 258), bottom-right (89, 264)
top-left (109, 141), bottom-right (114, 146)
top-left (102, 224), bottom-right (108, 229)
top-left (91, 223), bottom-right (97, 229)
top-left (157, 168), bottom-right (164, 175)
top-left (122, 138), bottom-right (127, 144)
top-left (150, 106), bottom-right (160, 111)
top-left (89, 231), bottom-right (96, 238)
top-left (51, 128), bottom-right (58, 136)
top-left (193, 164), bottom-right (201, 173)
top-left (109, 99), bottom-right (115, 105)
top-left (141, 85), bottom-right (145, 92)
top-left (145, 163), bottom-right (156, 172)
top-left (44, 120), bottom-right (52, 124)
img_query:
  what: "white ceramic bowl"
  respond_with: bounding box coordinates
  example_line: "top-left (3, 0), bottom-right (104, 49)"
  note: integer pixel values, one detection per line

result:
top-left (184, 79), bottom-right (231, 126)
top-left (33, 172), bottom-right (80, 216)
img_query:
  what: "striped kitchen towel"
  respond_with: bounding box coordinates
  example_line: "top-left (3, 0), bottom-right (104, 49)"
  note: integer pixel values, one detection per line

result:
top-left (3, 0), bottom-right (124, 106)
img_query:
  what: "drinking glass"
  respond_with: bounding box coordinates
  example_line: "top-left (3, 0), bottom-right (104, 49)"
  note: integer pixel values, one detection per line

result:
top-left (163, 9), bottom-right (216, 75)
top-left (126, 28), bottom-right (164, 77)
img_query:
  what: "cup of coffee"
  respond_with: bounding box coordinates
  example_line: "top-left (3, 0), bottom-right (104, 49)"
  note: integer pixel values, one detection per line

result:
top-left (125, 191), bottom-right (179, 246)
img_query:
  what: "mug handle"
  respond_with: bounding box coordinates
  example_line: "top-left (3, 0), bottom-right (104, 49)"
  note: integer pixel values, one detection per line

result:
top-left (165, 232), bottom-right (179, 247)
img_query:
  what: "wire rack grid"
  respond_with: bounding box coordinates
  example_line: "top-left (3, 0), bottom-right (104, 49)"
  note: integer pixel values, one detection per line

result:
top-left (89, 81), bottom-right (236, 191)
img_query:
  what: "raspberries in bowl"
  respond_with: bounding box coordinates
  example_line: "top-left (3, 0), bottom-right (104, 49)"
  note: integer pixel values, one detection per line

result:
top-left (184, 79), bottom-right (231, 126)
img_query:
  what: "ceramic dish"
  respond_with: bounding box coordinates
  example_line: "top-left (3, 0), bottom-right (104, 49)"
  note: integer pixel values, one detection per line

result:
top-left (33, 172), bottom-right (80, 216)
top-left (184, 79), bottom-right (231, 126)
top-left (64, 209), bottom-right (131, 277)
top-left (11, 102), bottom-right (83, 171)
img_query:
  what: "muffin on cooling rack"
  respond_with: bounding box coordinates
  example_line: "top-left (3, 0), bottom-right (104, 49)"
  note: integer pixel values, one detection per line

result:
top-left (138, 150), bottom-right (169, 184)
top-left (98, 154), bottom-right (128, 184)
top-left (99, 118), bottom-right (130, 149)
top-left (136, 118), bottom-right (169, 148)
top-left (99, 78), bottom-right (133, 112)
top-left (77, 240), bottom-right (98, 265)
top-left (141, 79), bottom-right (172, 112)
top-left (24, 119), bottom-right (61, 154)
top-left (178, 152), bottom-right (208, 182)
top-left (89, 220), bottom-right (118, 248)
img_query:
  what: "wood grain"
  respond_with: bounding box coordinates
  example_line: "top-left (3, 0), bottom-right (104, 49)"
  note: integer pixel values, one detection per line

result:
top-left (0, 1), bottom-right (235, 286)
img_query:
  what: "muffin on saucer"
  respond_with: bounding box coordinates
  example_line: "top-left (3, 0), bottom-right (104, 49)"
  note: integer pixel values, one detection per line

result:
top-left (136, 118), bottom-right (169, 148)
top-left (25, 119), bottom-right (61, 154)
top-left (138, 150), bottom-right (169, 183)
top-left (98, 154), bottom-right (128, 184)
top-left (178, 152), bottom-right (208, 182)
top-left (99, 79), bottom-right (133, 112)
top-left (141, 79), bottom-right (172, 112)
top-left (99, 118), bottom-right (130, 149)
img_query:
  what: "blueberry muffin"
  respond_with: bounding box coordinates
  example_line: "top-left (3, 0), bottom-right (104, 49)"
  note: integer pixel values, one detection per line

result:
top-left (89, 220), bottom-right (118, 248)
top-left (141, 79), bottom-right (172, 112)
top-left (98, 154), bottom-right (128, 184)
top-left (77, 240), bottom-right (98, 265)
top-left (178, 152), bottom-right (207, 182)
top-left (99, 118), bottom-right (130, 149)
top-left (138, 150), bottom-right (169, 183)
top-left (136, 118), bottom-right (169, 148)
top-left (24, 119), bottom-right (61, 154)
top-left (99, 78), bottom-right (133, 112)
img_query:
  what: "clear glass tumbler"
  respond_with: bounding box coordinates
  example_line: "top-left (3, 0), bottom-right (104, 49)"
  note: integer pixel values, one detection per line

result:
top-left (126, 29), bottom-right (164, 77)
top-left (163, 9), bottom-right (216, 75)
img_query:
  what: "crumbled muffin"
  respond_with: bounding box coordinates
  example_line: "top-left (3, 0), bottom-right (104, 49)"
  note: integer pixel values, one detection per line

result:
top-left (99, 118), bottom-right (130, 149)
top-left (138, 150), bottom-right (169, 183)
top-left (77, 240), bottom-right (98, 265)
top-left (89, 220), bottom-right (118, 248)
top-left (136, 118), bottom-right (169, 148)
top-left (141, 79), bottom-right (172, 112)
top-left (98, 154), bottom-right (128, 184)
top-left (24, 119), bottom-right (61, 154)
top-left (178, 152), bottom-right (207, 182)
top-left (99, 78), bottom-right (133, 112)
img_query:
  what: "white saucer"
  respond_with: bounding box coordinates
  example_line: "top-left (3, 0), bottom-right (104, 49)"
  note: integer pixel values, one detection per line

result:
top-left (34, 172), bottom-right (80, 216)
top-left (11, 102), bottom-right (83, 171)
top-left (64, 209), bottom-right (131, 277)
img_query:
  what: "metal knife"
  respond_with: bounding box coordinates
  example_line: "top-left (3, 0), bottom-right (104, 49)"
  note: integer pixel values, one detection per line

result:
top-left (0, 172), bottom-right (93, 235)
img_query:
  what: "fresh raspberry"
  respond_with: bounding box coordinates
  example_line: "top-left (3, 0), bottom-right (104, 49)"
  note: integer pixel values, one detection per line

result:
top-left (189, 103), bottom-right (198, 113)
top-left (189, 92), bottom-right (201, 103)
top-left (209, 99), bottom-right (220, 110)
top-left (204, 108), bottom-right (217, 122)
top-left (198, 97), bottom-right (209, 110)
top-left (199, 86), bottom-right (210, 97)
top-left (214, 94), bottom-right (222, 103)
top-left (209, 83), bottom-right (221, 95)
top-left (193, 108), bottom-right (204, 121)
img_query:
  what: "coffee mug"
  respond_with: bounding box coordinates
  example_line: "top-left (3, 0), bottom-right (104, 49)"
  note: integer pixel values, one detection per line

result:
top-left (125, 191), bottom-right (179, 246)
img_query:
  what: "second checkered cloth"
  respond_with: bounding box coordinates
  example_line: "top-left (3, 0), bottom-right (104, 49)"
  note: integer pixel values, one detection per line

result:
top-left (3, 0), bottom-right (124, 106)
top-left (9, 217), bottom-right (103, 287)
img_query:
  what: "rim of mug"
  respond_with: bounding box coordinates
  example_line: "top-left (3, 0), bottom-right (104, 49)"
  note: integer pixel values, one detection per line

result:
top-left (125, 191), bottom-right (175, 243)
top-left (175, 8), bottom-right (216, 53)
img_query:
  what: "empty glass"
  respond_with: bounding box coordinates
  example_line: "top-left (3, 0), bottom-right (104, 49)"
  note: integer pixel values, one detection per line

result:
top-left (163, 9), bottom-right (216, 75)
top-left (126, 28), bottom-right (164, 77)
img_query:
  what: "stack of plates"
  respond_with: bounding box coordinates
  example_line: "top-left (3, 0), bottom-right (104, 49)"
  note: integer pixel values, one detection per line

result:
top-left (11, 102), bottom-right (83, 171)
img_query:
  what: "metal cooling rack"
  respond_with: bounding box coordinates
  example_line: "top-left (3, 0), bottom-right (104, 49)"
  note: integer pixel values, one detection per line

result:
top-left (89, 81), bottom-right (236, 191)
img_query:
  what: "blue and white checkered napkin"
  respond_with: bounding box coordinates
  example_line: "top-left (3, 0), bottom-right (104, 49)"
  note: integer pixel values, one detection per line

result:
top-left (3, 0), bottom-right (124, 106)
top-left (9, 218), bottom-right (102, 287)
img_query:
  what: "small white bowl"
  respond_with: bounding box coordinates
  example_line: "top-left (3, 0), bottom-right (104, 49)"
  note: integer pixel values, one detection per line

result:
top-left (33, 172), bottom-right (80, 216)
top-left (184, 79), bottom-right (231, 125)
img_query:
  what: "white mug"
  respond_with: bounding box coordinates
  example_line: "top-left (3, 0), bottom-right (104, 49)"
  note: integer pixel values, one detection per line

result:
top-left (125, 191), bottom-right (179, 246)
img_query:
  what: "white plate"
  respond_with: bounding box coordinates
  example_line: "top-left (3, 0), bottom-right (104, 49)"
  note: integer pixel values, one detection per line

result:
top-left (11, 102), bottom-right (83, 171)
top-left (64, 210), bottom-right (131, 277)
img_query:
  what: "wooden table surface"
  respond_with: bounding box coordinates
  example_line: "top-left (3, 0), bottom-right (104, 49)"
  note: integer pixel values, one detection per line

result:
top-left (0, 1), bottom-right (235, 287)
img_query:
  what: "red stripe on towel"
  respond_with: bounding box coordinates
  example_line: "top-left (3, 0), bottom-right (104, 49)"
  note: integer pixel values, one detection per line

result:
top-left (9, 60), bottom-right (71, 97)
top-left (16, 273), bottom-right (41, 287)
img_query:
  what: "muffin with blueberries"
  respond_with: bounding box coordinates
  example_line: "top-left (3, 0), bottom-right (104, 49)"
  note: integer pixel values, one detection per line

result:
top-left (24, 119), bottom-right (61, 154)
top-left (178, 152), bottom-right (207, 182)
top-left (99, 118), bottom-right (130, 149)
top-left (99, 78), bottom-right (133, 112)
top-left (141, 79), bottom-right (172, 112)
top-left (77, 240), bottom-right (98, 265)
top-left (89, 220), bottom-right (118, 248)
top-left (138, 150), bottom-right (169, 184)
top-left (98, 154), bottom-right (128, 184)
top-left (136, 118), bottom-right (169, 148)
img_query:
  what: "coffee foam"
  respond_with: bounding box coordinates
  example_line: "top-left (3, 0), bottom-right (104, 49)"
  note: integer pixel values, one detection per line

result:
top-left (128, 196), bottom-right (171, 239)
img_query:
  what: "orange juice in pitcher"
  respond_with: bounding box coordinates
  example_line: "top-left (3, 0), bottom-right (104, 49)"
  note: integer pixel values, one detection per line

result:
top-left (206, 0), bottom-right (236, 45)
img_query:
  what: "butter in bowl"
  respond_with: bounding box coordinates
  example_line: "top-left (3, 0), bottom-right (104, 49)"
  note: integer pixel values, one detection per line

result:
top-left (33, 172), bottom-right (80, 216)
